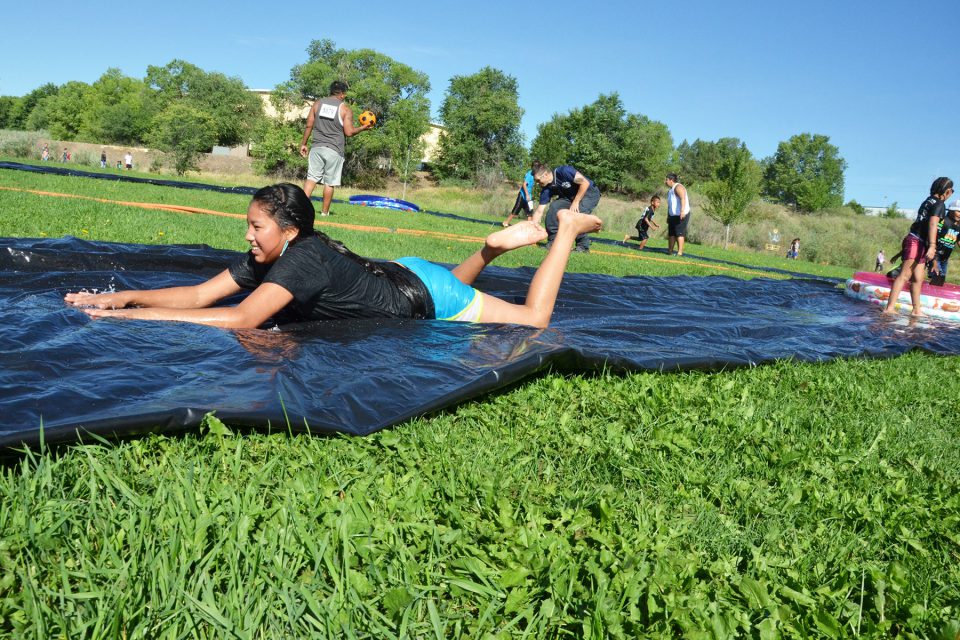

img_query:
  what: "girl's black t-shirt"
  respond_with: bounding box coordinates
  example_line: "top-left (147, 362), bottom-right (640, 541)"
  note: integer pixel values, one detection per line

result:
top-left (228, 234), bottom-right (415, 321)
top-left (910, 196), bottom-right (946, 242)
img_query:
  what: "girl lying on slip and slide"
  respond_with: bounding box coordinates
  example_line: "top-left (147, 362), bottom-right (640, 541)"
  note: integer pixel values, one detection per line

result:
top-left (65, 183), bottom-right (603, 329)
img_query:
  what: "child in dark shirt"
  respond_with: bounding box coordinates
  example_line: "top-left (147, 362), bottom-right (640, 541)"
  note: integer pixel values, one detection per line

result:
top-left (623, 195), bottom-right (661, 250)
top-left (927, 199), bottom-right (960, 286)
top-left (884, 177), bottom-right (954, 316)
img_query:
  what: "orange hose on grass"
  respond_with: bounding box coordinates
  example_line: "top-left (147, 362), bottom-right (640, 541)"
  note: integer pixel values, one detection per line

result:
top-left (0, 185), bottom-right (777, 278)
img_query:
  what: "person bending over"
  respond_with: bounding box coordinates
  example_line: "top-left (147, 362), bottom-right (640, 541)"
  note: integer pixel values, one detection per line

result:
top-left (65, 183), bottom-right (603, 329)
top-left (529, 161), bottom-right (601, 253)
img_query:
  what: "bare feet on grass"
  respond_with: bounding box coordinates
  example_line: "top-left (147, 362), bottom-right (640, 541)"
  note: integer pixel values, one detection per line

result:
top-left (486, 221), bottom-right (548, 252)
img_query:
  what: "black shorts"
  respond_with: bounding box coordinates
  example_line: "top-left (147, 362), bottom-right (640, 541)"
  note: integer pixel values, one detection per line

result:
top-left (510, 191), bottom-right (532, 216)
top-left (667, 214), bottom-right (690, 237)
top-left (631, 228), bottom-right (649, 241)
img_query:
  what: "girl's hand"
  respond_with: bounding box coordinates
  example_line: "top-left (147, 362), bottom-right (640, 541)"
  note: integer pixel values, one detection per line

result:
top-left (64, 290), bottom-right (131, 310)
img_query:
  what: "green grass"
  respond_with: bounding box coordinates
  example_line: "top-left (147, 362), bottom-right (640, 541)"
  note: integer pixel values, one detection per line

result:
top-left (1, 168), bottom-right (959, 638)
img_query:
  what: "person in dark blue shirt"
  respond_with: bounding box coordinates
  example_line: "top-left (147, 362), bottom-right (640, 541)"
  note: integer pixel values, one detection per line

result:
top-left (530, 161), bottom-right (601, 253)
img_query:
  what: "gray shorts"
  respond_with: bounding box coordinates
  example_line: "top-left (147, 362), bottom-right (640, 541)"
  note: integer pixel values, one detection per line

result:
top-left (307, 145), bottom-right (344, 186)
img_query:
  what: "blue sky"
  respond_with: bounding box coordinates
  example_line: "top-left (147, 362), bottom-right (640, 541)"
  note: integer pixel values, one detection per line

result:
top-left (3, 0), bottom-right (956, 208)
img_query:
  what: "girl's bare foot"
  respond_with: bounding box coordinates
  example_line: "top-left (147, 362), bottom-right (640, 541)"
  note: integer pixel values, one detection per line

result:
top-left (557, 209), bottom-right (603, 235)
top-left (486, 221), bottom-right (547, 251)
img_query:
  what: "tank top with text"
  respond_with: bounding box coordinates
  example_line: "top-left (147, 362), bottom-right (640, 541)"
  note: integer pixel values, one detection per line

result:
top-left (311, 96), bottom-right (345, 155)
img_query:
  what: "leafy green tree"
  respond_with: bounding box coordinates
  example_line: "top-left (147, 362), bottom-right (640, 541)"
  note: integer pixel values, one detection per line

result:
top-left (383, 95), bottom-right (429, 198)
top-left (700, 143), bottom-right (761, 249)
top-left (82, 68), bottom-right (152, 144)
top-left (148, 102), bottom-right (218, 175)
top-left (249, 118), bottom-right (307, 178)
top-left (883, 201), bottom-right (900, 219)
top-left (530, 94), bottom-right (673, 196)
top-left (273, 39), bottom-right (431, 185)
top-left (26, 81), bottom-right (91, 140)
top-left (677, 137), bottom-right (744, 187)
top-left (146, 60), bottom-right (263, 147)
top-left (0, 96), bottom-right (17, 129)
top-left (762, 133), bottom-right (846, 212)
top-left (8, 83), bottom-right (59, 130)
top-left (433, 66), bottom-right (525, 184)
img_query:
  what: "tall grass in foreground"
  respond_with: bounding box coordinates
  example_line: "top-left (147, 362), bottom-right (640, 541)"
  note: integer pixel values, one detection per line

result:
top-left (2, 357), bottom-right (959, 637)
top-left (1, 168), bottom-right (959, 637)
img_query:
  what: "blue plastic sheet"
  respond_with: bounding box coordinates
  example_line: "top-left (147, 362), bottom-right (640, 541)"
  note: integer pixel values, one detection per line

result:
top-left (3, 236), bottom-right (960, 450)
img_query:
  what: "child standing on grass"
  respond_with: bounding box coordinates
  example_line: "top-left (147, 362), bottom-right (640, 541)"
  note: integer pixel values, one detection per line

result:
top-left (884, 177), bottom-right (954, 316)
top-left (66, 183), bottom-right (603, 329)
top-left (623, 195), bottom-right (661, 250)
top-left (875, 249), bottom-right (885, 272)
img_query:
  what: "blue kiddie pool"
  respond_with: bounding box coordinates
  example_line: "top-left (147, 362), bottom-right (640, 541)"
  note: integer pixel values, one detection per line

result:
top-left (349, 195), bottom-right (421, 212)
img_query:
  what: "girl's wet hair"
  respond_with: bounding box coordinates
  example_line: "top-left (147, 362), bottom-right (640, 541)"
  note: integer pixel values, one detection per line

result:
top-left (252, 183), bottom-right (316, 236)
top-left (250, 183), bottom-right (417, 292)
top-left (930, 177), bottom-right (954, 196)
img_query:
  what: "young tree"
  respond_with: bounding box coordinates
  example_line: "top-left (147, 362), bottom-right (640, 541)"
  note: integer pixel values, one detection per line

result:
top-left (433, 66), bottom-right (525, 185)
top-left (383, 95), bottom-right (429, 198)
top-left (701, 143), bottom-right (761, 249)
top-left (762, 133), bottom-right (846, 212)
top-left (148, 103), bottom-right (217, 175)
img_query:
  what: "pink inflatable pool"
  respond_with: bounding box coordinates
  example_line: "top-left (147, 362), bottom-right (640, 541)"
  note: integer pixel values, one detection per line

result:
top-left (845, 271), bottom-right (960, 320)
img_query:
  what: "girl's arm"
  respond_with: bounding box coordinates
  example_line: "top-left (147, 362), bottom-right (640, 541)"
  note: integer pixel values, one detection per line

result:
top-left (77, 281), bottom-right (294, 329)
top-left (65, 269), bottom-right (242, 310)
top-left (927, 215), bottom-right (941, 259)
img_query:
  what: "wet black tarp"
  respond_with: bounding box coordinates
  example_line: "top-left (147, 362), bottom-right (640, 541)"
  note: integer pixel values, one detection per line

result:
top-left (3, 236), bottom-right (960, 450)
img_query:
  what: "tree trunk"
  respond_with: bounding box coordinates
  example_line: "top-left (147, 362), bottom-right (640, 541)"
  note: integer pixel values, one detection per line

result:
top-left (724, 224), bottom-right (731, 250)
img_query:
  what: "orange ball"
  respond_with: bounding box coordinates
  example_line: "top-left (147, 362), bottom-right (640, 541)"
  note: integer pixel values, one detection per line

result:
top-left (359, 110), bottom-right (376, 127)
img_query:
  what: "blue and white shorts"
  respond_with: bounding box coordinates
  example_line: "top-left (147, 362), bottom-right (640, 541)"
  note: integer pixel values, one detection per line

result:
top-left (394, 257), bottom-right (483, 322)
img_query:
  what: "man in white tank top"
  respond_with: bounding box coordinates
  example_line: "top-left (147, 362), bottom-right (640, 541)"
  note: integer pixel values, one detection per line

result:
top-left (299, 80), bottom-right (373, 215)
top-left (665, 173), bottom-right (691, 256)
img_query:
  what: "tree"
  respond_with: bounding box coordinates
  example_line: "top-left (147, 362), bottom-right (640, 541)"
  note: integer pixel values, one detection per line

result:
top-left (762, 133), bottom-right (846, 212)
top-left (677, 137), bottom-right (744, 187)
top-left (146, 60), bottom-right (264, 147)
top-left (882, 201), bottom-right (900, 219)
top-left (0, 96), bottom-right (17, 129)
top-left (274, 40), bottom-right (432, 185)
top-left (26, 81), bottom-right (92, 140)
top-left (82, 68), bottom-right (152, 144)
top-left (530, 94), bottom-right (673, 196)
top-left (7, 83), bottom-right (59, 130)
top-left (700, 143), bottom-right (761, 249)
top-left (383, 95), bottom-right (429, 198)
top-left (148, 103), bottom-right (217, 175)
top-left (433, 67), bottom-right (525, 184)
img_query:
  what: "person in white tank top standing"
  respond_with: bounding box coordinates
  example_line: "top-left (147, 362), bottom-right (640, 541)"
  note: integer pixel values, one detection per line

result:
top-left (665, 172), bottom-right (690, 256)
top-left (299, 80), bottom-right (373, 216)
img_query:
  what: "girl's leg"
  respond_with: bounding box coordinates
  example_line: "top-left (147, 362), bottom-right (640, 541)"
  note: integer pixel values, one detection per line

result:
top-left (477, 210), bottom-right (603, 328)
top-left (883, 258), bottom-right (915, 314)
top-left (452, 221), bottom-right (547, 286)
top-left (908, 261), bottom-right (927, 316)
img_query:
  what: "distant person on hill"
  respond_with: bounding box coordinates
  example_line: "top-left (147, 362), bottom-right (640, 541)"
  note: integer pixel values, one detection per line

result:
top-left (40, 144), bottom-right (49, 162)
top-left (787, 238), bottom-right (800, 259)
top-left (65, 183), bottom-right (603, 329)
top-left (875, 249), bottom-right (885, 272)
top-left (884, 177), bottom-right (954, 316)
top-left (61, 148), bottom-right (68, 163)
top-left (664, 173), bottom-right (690, 256)
top-left (503, 167), bottom-right (536, 227)
top-left (926, 199), bottom-right (960, 286)
top-left (124, 152), bottom-right (133, 170)
top-left (530, 160), bottom-right (601, 253)
top-left (100, 150), bottom-right (107, 169)
top-left (623, 195), bottom-right (661, 250)
top-left (116, 160), bottom-right (122, 170)
top-left (299, 80), bottom-right (373, 216)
